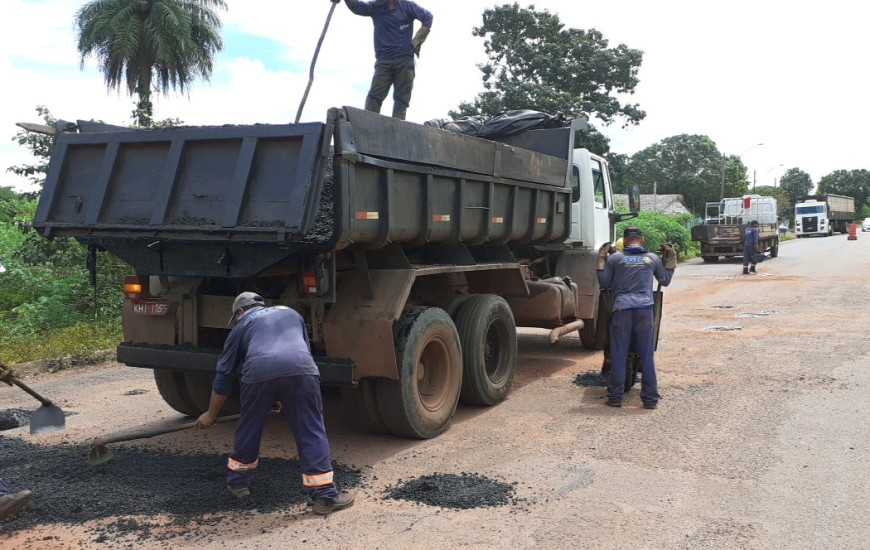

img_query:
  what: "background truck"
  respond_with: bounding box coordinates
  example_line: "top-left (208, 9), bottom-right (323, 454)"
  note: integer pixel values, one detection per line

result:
top-left (794, 194), bottom-right (855, 237)
top-left (691, 194), bottom-right (780, 263)
top-left (33, 106), bottom-right (640, 439)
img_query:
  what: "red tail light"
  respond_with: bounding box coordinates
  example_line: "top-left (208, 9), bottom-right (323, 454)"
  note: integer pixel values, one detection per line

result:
top-left (303, 270), bottom-right (318, 295)
top-left (124, 276), bottom-right (144, 301)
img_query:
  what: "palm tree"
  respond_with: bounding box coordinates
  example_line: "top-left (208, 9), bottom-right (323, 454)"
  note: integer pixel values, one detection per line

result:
top-left (75, 0), bottom-right (227, 126)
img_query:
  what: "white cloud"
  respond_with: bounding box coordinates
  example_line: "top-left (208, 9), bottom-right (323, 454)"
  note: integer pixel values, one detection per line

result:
top-left (2, 0), bottom-right (869, 192)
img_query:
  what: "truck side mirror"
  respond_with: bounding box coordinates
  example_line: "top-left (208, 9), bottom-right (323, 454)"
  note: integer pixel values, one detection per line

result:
top-left (628, 185), bottom-right (640, 213)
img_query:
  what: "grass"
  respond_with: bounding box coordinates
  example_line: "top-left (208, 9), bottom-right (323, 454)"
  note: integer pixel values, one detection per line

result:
top-left (0, 321), bottom-right (121, 371)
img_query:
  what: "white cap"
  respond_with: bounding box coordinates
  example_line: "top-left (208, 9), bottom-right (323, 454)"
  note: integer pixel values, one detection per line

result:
top-left (227, 292), bottom-right (265, 326)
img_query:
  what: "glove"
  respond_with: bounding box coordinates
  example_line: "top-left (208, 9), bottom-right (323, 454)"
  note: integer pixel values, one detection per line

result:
top-left (412, 27), bottom-right (430, 57)
top-left (597, 241), bottom-right (612, 270)
top-left (659, 243), bottom-right (677, 269)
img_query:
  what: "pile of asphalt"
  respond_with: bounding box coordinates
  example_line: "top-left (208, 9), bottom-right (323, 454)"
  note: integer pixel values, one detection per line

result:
top-left (573, 371), bottom-right (607, 387)
top-left (302, 149), bottom-right (336, 245)
top-left (0, 408), bottom-right (32, 430)
top-left (384, 472), bottom-right (517, 510)
top-left (1, 436), bottom-right (362, 542)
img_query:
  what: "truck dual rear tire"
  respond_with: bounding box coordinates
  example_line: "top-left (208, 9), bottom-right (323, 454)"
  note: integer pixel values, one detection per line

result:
top-left (153, 369), bottom-right (241, 417)
top-left (375, 307), bottom-right (462, 439)
top-left (454, 295), bottom-right (517, 406)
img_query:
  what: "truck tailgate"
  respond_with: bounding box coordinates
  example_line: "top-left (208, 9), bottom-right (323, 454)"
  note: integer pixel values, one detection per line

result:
top-left (34, 122), bottom-right (327, 243)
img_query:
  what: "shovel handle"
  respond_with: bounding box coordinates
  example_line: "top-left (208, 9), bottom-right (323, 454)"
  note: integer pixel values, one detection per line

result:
top-left (0, 362), bottom-right (54, 407)
top-left (91, 414), bottom-right (241, 447)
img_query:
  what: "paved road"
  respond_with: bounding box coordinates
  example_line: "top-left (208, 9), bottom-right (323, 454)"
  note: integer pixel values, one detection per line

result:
top-left (1, 233), bottom-right (868, 549)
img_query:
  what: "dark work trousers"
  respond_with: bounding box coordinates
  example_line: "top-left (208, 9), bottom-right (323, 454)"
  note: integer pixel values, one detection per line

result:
top-left (742, 246), bottom-right (756, 268)
top-left (226, 375), bottom-right (338, 501)
top-left (364, 55), bottom-right (416, 120)
top-left (607, 307), bottom-right (660, 404)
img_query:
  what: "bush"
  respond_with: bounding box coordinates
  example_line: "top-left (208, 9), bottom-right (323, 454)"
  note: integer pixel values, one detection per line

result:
top-left (616, 211), bottom-right (696, 259)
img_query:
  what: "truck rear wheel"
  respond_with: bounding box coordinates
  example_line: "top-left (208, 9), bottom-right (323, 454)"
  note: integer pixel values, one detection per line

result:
top-left (185, 371), bottom-right (241, 416)
top-left (153, 369), bottom-right (201, 417)
top-left (340, 378), bottom-right (389, 435)
top-left (579, 293), bottom-right (609, 350)
top-left (769, 238), bottom-right (779, 258)
top-left (454, 295), bottom-right (517, 406)
top-left (375, 307), bottom-right (462, 439)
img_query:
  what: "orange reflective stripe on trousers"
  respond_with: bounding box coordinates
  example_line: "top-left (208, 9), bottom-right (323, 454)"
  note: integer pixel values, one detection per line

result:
top-left (302, 471), bottom-right (334, 487)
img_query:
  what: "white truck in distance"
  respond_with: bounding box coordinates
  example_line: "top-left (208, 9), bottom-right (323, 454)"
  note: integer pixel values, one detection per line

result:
top-left (794, 194), bottom-right (855, 237)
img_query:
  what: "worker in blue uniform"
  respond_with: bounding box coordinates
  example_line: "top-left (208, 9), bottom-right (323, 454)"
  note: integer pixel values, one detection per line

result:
top-left (344, 0), bottom-right (433, 120)
top-left (194, 292), bottom-right (354, 515)
top-left (0, 477), bottom-right (31, 521)
top-left (596, 227), bottom-right (675, 409)
top-left (743, 219), bottom-right (760, 274)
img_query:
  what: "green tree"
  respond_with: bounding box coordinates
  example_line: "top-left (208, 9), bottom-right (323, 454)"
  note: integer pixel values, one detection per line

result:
top-left (7, 106), bottom-right (56, 190)
top-left (622, 134), bottom-right (749, 215)
top-left (453, 3), bottom-right (645, 155)
top-left (75, 0), bottom-right (226, 127)
top-left (817, 169), bottom-right (870, 212)
top-left (778, 168), bottom-right (813, 208)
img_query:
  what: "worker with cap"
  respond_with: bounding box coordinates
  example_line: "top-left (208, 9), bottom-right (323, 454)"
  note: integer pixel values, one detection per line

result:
top-left (0, 477), bottom-right (31, 521)
top-left (194, 292), bottom-right (354, 515)
top-left (743, 220), bottom-right (760, 275)
top-left (596, 227), bottom-right (676, 409)
top-left (343, 0), bottom-right (433, 120)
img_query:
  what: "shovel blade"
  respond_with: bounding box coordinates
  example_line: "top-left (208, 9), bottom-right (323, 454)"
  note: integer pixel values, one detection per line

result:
top-left (29, 404), bottom-right (66, 435)
top-left (87, 444), bottom-right (114, 466)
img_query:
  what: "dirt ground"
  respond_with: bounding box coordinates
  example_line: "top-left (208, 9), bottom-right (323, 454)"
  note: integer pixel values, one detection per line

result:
top-left (1, 233), bottom-right (869, 549)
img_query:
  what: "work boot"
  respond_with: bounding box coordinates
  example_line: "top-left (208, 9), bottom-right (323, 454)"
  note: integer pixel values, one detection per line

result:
top-left (643, 401), bottom-right (658, 410)
top-left (312, 491), bottom-right (355, 515)
top-left (742, 267), bottom-right (749, 275)
top-left (606, 398), bottom-right (622, 407)
top-left (226, 485), bottom-right (251, 499)
top-left (0, 490), bottom-right (32, 521)
top-left (750, 265), bottom-right (756, 273)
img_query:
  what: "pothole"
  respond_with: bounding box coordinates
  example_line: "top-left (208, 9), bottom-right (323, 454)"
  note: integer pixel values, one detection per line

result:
top-left (384, 472), bottom-right (518, 509)
top-left (703, 326), bottom-right (743, 332)
top-left (710, 305), bottom-right (735, 309)
top-left (123, 389), bottom-right (148, 396)
top-left (735, 310), bottom-right (789, 318)
top-left (0, 408), bottom-right (33, 431)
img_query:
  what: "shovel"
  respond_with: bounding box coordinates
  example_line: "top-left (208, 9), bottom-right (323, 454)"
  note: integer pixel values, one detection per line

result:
top-left (0, 361), bottom-right (66, 435)
top-left (88, 414), bottom-right (240, 466)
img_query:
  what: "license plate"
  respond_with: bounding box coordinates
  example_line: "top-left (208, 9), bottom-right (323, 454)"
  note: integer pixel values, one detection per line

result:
top-left (132, 301), bottom-right (170, 316)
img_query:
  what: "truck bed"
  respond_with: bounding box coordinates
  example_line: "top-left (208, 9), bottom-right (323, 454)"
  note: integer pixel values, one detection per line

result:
top-left (34, 107), bottom-right (573, 278)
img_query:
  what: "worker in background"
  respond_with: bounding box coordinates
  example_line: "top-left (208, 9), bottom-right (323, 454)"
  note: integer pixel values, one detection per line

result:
top-left (343, 0), bottom-right (433, 120)
top-left (0, 477), bottom-right (31, 521)
top-left (596, 227), bottom-right (675, 409)
top-left (743, 220), bottom-right (760, 274)
top-left (194, 292), bottom-right (354, 515)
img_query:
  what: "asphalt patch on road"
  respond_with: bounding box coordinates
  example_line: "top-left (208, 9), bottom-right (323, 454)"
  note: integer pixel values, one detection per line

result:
top-left (0, 436), bottom-right (362, 542)
top-left (384, 472), bottom-right (518, 509)
top-left (0, 408), bottom-right (33, 430)
top-left (572, 371), bottom-right (607, 387)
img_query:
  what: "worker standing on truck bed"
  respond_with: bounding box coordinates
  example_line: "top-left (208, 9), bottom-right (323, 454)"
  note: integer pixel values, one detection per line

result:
top-left (343, 0), bottom-right (433, 120)
top-left (194, 292), bottom-right (354, 515)
top-left (743, 220), bottom-right (760, 275)
top-left (596, 227), bottom-right (675, 409)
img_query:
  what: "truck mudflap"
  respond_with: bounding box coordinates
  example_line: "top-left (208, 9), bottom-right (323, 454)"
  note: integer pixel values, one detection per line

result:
top-left (117, 343), bottom-right (355, 385)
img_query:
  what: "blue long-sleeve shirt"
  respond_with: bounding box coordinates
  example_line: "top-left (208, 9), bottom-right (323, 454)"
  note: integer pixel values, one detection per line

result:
top-left (346, 0), bottom-right (433, 59)
top-left (744, 226), bottom-right (759, 248)
top-left (596, 246), bottom-right (674, 311)
top-left (212, 306), bottom-right (319, 395)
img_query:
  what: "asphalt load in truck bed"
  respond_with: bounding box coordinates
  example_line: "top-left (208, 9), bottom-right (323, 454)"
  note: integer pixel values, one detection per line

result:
top-left (300, 148), bottom-right (335, 245)
top-left (0, 436), bottom-right (363, 542)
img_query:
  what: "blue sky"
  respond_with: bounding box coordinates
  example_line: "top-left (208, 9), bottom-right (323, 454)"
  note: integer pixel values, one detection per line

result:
top-left (2, 0), bottom-right (870, 193)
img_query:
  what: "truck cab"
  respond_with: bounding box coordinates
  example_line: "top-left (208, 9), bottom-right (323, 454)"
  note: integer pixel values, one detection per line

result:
top-left (569, 150), bottom-right (617, 249)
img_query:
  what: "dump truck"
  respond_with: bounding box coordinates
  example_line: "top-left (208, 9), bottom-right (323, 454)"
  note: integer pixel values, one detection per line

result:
top-left (33, 106), bottom-right (640, 439)
top-left (691, 195), bottom-right (780, 263)
top-left (794, 194), bottom-right (855, 237)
